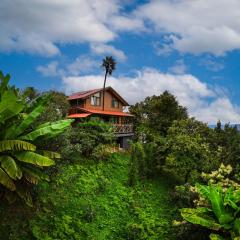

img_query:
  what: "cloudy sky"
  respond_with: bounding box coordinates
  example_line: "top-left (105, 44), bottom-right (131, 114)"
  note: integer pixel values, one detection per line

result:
top-left (1, 0), bottom-right (240, 124)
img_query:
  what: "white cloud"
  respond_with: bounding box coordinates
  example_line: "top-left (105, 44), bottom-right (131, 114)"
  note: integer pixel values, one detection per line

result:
top-left (62, 68), bottom-right (240, 124)
top-left (0, 0), bottom-right (143, 56)
top-left (67, 56), bottom-right (98, 76)
top-left (37, 55), bottom-right (99, 77)
top-left (199, 57), bottom-right (225, 72)
top-left (90, 43), bottom-right (126, 61)
top-left (110, 15), bottom-right (145, 32)
top-left (36, 61), bottom-right (63, 77)
top-left (136, 0), bottom-right (240, 55)
top-left (168, 60), bottom-right (187, 75)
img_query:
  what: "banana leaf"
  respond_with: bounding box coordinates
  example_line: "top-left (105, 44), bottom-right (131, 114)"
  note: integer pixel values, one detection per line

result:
top-left (14, 151), bottom-right (55, 167)
top-left (209, 233), bottom-right (225, 240)
top-left (38, 150), bottom-right (61, 159)
top-left (0, 168), bottom-right (16, 191)
top-left (5, 103), bottom-right (45, 139)
top-left (0, 71), bottom-right (10, 98)
top-left (180, 207), bottom-right (221, 230)
top-left (0, 90), bottom-right (24, 123)
top-left (0, 155), bottom-right (22, 180)
top-left (0, 140), bottom-right (36, 152)
top-left (22, 166), bottom-right (50, 182)
top-left (20, 119), bottom-right (73, 141)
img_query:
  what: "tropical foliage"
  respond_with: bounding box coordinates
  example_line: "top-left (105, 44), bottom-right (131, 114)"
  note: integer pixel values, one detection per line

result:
top-left (0, 71), bottom-right (72, 206)
top-left (180, 183), bottom-right (240, 239)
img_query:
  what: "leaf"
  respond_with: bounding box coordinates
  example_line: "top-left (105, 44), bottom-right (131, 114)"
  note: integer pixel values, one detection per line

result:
top-left (16, 188), bottom-right (33, 207)
top-left (20, 119), bottom-right (73, 141)
top-left (196, 183), bottom-right (210, 199)
top-left (0, 90), bottom-right (24, 123)
top-left (0, 140), bottom-right (36, 152)
top-left (209, 233), bottom-right (225, 240)
top-left (0, 71), bottom-right (10, 97)
top-left (38, 150), bottom-right (61, 159)
top-left (219, 214), bottom-right (234, 226)
top-left (0, 168), bottom-right (16, 191)
top-left (5, 104), bottom-right (45, 139)
top-left (208, 185), bottom-right (225, 220)
top-left (224, 187), bottom-right (240, 211)
top-left (0, 155), bottom-right (22, 180)
top-left (14, 151), bottom-right (55, 167)
top-left (234, 218), bottom-right (240, 236)
top-left (22, 166), bottom-right (50, 183)
top-left (180, 208), bottom-right (221, 230)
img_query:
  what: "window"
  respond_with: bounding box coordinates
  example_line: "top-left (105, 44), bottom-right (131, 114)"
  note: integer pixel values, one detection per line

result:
top-left (91, 92), bottom-right (101, 106)
top-left (112, 98), bottom-right (119, 108)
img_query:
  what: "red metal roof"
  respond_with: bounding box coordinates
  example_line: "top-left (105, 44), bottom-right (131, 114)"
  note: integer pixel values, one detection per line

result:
top-left (68, 113), bottom-right (92, 118)
top-left (79, 108), bottom-right (134, 117)
top-left (67, 86), bottom-right (129, 106)
top-left (67, 88), bottom-right (101, 100)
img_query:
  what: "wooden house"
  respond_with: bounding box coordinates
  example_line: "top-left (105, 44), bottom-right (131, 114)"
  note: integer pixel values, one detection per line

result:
top-left (67, 86), bottom-right (134, 148)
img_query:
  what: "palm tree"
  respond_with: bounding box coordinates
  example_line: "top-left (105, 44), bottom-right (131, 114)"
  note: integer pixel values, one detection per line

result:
top-left (101, 56), bottom-right (116, 111)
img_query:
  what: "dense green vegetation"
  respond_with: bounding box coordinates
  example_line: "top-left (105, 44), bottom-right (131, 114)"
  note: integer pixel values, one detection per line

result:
top-left (2, 69), bottom-right (240, 239)
top-left (0, 153), bottom-right (176, 240)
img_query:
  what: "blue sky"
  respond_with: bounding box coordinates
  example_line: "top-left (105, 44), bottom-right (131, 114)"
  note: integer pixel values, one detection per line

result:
top-left (1, 0), bottom-right (240, 123)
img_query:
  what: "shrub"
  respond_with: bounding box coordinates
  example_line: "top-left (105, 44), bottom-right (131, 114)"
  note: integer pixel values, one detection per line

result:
top-left (128, 142), bottom-right (146, 186)
top-left (61, 120), bottom-right (115, 161)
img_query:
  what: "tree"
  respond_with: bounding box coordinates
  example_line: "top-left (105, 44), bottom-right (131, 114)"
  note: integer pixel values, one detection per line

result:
top-left (101, 56), bottom-right (116, 111)
top-left (35, 90), bottom-right (70, 124)
top-left (0, 71), bottom-right (73, 206)
top-left (21, 87), bottom-right (39, 103)
top-left (130, 91), bottom-right (188, 136)
top-left (164, 119), bottom-right (219, 183)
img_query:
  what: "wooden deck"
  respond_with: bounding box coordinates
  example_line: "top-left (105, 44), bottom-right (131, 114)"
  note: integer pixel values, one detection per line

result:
top-left (112, 124), bottom-right (134, 134)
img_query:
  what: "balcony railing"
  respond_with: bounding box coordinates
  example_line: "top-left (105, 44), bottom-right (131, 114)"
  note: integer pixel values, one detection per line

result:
top-left (112, 124), bottom-right (134, 134)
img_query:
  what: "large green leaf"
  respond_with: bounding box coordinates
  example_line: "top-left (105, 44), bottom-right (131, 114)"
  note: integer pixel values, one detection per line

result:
top-left (0, 71), bottom-right (10, 98)
top-left (0, 140), bottom-right (36, 152)
top-left (0, 155), bottom-right (22, 180)
top-left (180, 207), bottom-right (221, 230)
top-left (0, 168), bottom-right (16, 191)
top-left (209, 233), bottom-right (225, 240)
top-left (20, 119), bottom-right (73, 141)
top-left (22, 166), bottom-right (50, 184)
top-left (38, 150), bottom-right (61, 159)
top-left (5, 104), bottom-right (45, 139)
top-left (0, 90), bottom-right (24, 123)
top-left (14, 151), bottom-right (55, 166)
top-left (196, 183), bottom-right (210, 199)
top-left (208, 186), bottom-right (224, 219)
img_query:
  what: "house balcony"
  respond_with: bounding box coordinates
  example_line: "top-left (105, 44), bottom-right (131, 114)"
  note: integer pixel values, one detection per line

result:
top-left (112, 124), bottom-right (134, 136)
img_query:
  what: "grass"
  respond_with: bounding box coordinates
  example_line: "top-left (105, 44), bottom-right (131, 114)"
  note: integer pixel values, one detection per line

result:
top-left (0, 153), bottom-right (177, 239)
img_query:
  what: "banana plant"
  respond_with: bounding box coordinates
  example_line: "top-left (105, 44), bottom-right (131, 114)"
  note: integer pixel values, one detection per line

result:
top-left (180, 184), bottom-right (240, 239)
top-left (0, 71), bottom-right (73, 206)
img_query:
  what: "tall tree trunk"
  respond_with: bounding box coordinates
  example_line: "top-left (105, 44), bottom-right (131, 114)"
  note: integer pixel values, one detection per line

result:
top-left (102, 70), bottom-right (108, 111)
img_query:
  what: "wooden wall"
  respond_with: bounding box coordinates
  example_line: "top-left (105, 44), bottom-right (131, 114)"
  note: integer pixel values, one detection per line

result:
top-left (85, 90), bottom-right (123, 112)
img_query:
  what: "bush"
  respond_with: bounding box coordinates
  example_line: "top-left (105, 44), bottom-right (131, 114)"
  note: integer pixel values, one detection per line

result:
top-left (128, 142), bottom-right (146, 186)
top-left (61, 120), bottom-right (115, 162)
